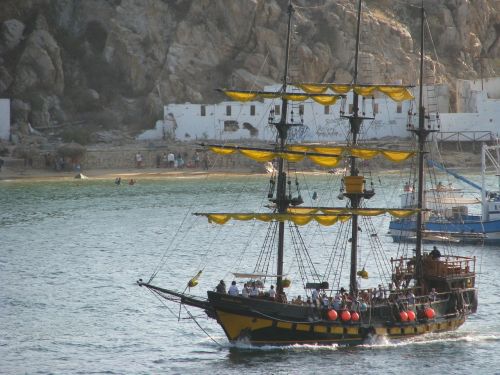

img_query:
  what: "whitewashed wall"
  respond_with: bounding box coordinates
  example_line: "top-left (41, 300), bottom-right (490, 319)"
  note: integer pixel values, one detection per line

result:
top-left (163, 90), bottom-right (414, 143)
top-left (137, 80), bottom-right (500, 143)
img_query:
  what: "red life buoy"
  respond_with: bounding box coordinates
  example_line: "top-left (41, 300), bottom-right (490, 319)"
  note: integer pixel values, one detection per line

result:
top-left (400, 311), bottom-right (408, 322)
top-left (341, 310), bottom-right (351, 321)
top-left (407, 310), bottom-right (416, 321)
top-left (327, 309), bottom-right (338, 321)
top-left (425, 308), bottom-right (435, 319)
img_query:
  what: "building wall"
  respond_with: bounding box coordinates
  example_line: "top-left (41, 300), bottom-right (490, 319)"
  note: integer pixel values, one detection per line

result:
top-left (143, 79), bottom-right (500, 144)
top-left (164, 90), bottom-right (415, 143)
top-left (0, 99), bottom-right (10, 141)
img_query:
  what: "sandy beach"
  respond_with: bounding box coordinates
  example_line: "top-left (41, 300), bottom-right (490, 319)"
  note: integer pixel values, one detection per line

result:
top-left (0, 165), bottom-right (267, 182)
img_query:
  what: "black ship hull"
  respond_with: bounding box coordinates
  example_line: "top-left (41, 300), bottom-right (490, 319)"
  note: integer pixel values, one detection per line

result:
top-left (205, 290), bottom-right (477, 346)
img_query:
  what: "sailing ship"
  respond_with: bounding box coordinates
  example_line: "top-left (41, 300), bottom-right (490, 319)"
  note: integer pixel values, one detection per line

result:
top-left (138, 1), bottom-right (478, 346)
top-left (389, 143), bottom-right (500, 245)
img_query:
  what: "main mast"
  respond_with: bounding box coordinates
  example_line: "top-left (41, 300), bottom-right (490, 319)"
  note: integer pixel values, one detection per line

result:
top-left (347, 0), bottom-right (364, 295)
top-left (273, 1), bottom-right (294, 297)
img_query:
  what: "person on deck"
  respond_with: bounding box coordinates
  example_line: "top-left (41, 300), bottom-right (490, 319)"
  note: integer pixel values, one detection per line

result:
top-left (333, 293), bottom-right (342, 310)
top-left (430, 246), bottom-right (441, 260)
top-left (429, 288), bottom-right (438, 302)
top-left (216, 280), bottom-right (226, 294)
top-left (312, 287), bottom-right (320, 307)
top-left (250, 282), bottom-right (259, 297)
top-left (228, 281), bottom-right (239, 296)
top-left (268, 285), bottom-right (276, 300)
top-left (242, 283), bottom-right (250, 298)
top-left (406, 290), bottom-right (416, 306)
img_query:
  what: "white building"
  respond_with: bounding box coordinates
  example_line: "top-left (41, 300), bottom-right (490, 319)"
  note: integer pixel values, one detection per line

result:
top-left (438, 77), bottom-right (500, 141)
top-left (139, 79), bottom-right (500, 143)
top-left (157, 85), bottom-right (417, 143)
top-left (0, 99), bottom-right (10, 141)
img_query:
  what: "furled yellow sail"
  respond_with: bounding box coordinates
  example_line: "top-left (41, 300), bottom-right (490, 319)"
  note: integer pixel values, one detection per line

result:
top-left (207, 144), bottom-right (414, 166)
top-left (195, 207), bottom-right (418, 226)
top-left (196, 213), bottom-right (351, 226)
top-left (287, 145), bottom-right (415, 163)
top-left (208, 146), bottom-right (341, 167)
top-left (295, 83), bottom-right (414, 102)
top-left (221, 89), bottom-right (342, 105)
top-left (288, 207), bottom-right (419, 218)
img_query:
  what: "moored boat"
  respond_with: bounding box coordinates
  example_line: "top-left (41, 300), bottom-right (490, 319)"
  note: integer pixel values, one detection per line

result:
top-left (389, 144), bottom-right (500, 245)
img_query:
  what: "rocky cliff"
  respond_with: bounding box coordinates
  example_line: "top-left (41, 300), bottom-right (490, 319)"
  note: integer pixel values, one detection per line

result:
top-left (0, 0), bottom-right (499, 143)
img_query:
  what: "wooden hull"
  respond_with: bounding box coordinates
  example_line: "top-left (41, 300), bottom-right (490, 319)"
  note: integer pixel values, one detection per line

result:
top-left (207, 291), bottom-right (476, 346)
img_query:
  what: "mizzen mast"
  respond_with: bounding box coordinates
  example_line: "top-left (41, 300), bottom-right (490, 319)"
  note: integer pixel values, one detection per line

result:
top-left (413, 4), bottom-right (435, 288)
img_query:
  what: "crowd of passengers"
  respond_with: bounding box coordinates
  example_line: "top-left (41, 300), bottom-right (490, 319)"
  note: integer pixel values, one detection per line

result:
top-left (215, 279), bottom-right (439, 311)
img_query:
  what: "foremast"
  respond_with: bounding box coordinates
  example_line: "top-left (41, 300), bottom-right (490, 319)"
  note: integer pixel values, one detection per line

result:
top-left (273, 0), bottom-right (294, 298)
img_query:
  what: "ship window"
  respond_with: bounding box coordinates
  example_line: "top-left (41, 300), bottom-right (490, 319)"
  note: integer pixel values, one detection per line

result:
top-left (275, 105), bottom-right (281, 115)
top-left (397, 103), bottom-right (402, 113)
top-left (324, 106), bottom-right (330, 115)
top-left (250, 105), bottom-right (256, 116)
top-left (201, 105), bottom-right (206, 116)
top-left (299, 104), bottom-right (304, 115)
top-left (226, 105), bottom-right (231, 116)
top-left (373, 103), bottom-right (379, 114)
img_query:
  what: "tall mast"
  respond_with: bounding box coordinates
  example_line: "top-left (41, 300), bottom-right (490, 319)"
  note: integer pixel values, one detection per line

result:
top-left (274, 0), bottom-right (294, 297)
top-left (414, 3), bottom-right (428, 288)
top-left (348, 0), bottom-right (363, 295)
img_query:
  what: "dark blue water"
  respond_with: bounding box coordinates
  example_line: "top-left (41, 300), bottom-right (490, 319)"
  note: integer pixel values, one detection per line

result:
top-left (1, 175), bottom-right (499, 374)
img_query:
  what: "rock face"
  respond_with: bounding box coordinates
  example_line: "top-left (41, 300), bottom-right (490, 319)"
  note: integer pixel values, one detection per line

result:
top-left (0, 0), bottom-right (498, 142)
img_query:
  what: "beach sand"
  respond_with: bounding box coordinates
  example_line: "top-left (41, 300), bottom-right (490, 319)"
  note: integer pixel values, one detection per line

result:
top-left (0, 166), bottom-right (265, 182)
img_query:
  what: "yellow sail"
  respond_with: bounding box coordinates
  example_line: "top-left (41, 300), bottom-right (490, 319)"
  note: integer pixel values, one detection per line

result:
top-left (195, 213), bottom-right (351, 226)
top-left (295, 83), bottom-right (414, 102)
top-left (195, 207), bottom-right (418, 226)
top-left (208, 146), bottom-right (340, 167)
top-left (220, 89), bottom-right (342, 105)
top-left (207, 144), bottom-right (414, 166)
top-left (288, 207), bottom-right (419, 218)
top-left (287, 145), bottom-right (415, 163)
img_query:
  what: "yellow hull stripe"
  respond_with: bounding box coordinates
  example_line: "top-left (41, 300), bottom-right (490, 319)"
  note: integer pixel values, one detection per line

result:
top-left (216, 310), bottom-right (273, 340)
top-left (277, 322), bottom-right (292, 330)
top-left (215, 309), bottom-right (466, 342)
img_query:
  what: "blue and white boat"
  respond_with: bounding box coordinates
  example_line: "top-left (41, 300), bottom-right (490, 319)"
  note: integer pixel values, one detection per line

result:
top-left (389, 144), bottom-right (500, 245)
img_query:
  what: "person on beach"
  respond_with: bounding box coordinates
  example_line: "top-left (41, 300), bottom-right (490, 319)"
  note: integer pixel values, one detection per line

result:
top-left (162, 152), bottom-right (168, 167)
top-left (135, 152), bottom-right (144, 168)
top-left (194, 152), bottom-right (200, 168)
top-left (203, 153), bottom-right (209, 170)
top-left (167, 152), bottom-right (175, 168)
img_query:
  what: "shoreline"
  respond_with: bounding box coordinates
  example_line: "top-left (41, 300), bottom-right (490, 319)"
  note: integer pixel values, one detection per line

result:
top-left (0, 164), bottom-right (482, 182)
top-left (0, 166), bottom-right (268, 182)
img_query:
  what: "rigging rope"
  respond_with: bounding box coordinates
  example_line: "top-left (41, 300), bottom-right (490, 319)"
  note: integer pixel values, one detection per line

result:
top-left (182, 305), bottom-right (223, 348)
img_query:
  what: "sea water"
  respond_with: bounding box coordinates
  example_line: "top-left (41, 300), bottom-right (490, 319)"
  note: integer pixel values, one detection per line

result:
top-left (0, 174), bottom-right (499, 374)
